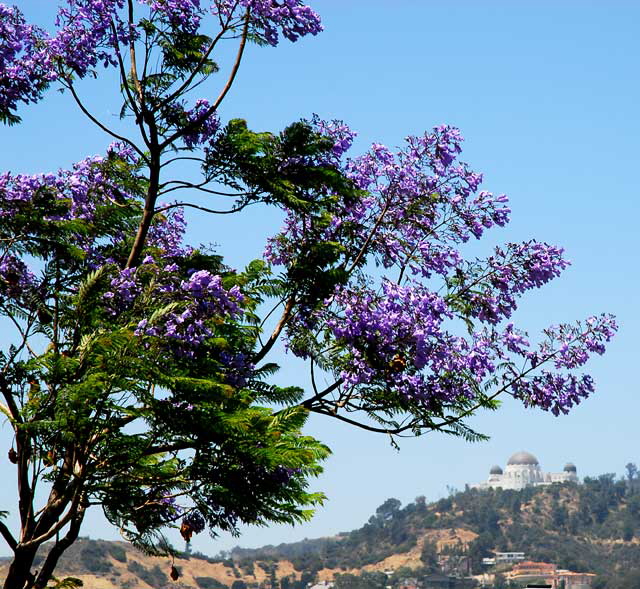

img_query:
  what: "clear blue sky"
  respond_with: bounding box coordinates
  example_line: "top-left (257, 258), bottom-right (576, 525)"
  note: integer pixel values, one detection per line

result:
top-left (1, 0), bottom-right (639, 556)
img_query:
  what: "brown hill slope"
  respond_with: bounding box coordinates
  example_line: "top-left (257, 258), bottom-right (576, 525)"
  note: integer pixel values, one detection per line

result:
top-left (3, 475), bottom-right (640, 588)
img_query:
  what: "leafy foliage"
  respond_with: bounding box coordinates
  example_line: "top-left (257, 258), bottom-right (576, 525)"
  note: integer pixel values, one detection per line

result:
top-left (0, 1), bottom-right (616, 588)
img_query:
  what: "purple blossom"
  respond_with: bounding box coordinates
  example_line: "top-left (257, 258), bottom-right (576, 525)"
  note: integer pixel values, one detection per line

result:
top-left (104, 267), bottom-right (139, 314)
top-left (213, 0), bottom-right (323, 46)
top-left (308, 114), bottom-right (357, 162)
top-left (266, 124), bottom-right (512, 280)
top-left (50, 0), bottom-right (135, 77)
top-left (0, 254), bottom-right (38, 301)
top-left (181, 99), bottom-right (221, 148)
top-left (0, 4), bottom-right (55, 122)
top-left (264, 119), bottom-right (616, 417)
top-left (125, 262), bottom-right (247, 371)
top-left (148, 0), bottom-right (203, 32)
top-left (147, 206), bottom-right (193, 257)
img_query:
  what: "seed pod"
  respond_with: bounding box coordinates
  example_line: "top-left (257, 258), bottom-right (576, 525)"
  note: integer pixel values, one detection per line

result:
top-left (8, 448), bottom-right (17, 464)
top-left (37, 308), bottom-right (53, 325)
top-left (180, 521), bottom-right (193, 542)
top-left (389, 353), bottom-right (406, 372)
top-left (170, 565), bottom-right (180, 580)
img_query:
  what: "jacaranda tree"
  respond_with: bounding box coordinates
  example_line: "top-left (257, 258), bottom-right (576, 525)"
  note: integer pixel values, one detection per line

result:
top-left (0, 2), bottom-right (617, 587)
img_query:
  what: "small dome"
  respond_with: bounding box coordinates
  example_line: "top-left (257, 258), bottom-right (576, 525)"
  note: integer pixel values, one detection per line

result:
top-left (490, 465), bottom-right (503, 475)
top-left (564, 462), bottom-right (577, 473)
top-left (507, 451), bottom-right (539, 466)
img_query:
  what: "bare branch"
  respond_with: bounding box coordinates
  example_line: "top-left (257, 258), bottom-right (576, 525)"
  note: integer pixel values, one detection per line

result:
top-left (160, 155), bottom-right (206, 168)
top-left (345, 199), bottom-right (391, 275)
top-left (21, 492), bottom-right (82, 549)
top-left (65, 80), bottom-right (147, 162)
top-left (158, 179), bottom-right (254, 198)
top-left (155, 201), bottom-right (253, 215)
top-left (0, 520), bottom-right (17, 552)
top-left (160, 11), bottom-right (251, 151)
top-left (302, 379), bottom-right (344, 409)
top-left (127, 0), bottom-right (144, 102)
top-left (254, 296), bottom-right (295, 365)
top-left (309, 406), bottom-right (417, 435)
top-left (33, 502), bottom-right (86, 589)
top-left (157, 13), bottom-right (232, 111)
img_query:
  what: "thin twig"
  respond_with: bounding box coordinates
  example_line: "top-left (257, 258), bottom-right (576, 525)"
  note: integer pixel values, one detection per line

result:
top-left (159, 10), bottom-right (251, 150)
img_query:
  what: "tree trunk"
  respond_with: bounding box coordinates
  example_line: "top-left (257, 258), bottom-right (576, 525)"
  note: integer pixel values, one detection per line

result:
top-left (3, 545), bottom-right (38, 589)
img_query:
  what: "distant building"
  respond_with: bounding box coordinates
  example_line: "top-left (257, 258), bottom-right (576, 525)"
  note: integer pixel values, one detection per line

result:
top-left (470, 451), bottom-right (578, 491)
top-left (506, 560), bottom-right (595, 589)
top-left (308, 582), bottom-right (333, 589)
top-left (396, 577), bottom-right (419, 589)
top-left (495, 552), bottom-right (525, 564)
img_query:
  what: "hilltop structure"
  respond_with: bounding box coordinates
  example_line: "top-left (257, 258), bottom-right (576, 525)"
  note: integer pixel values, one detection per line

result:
top-left (471, 451), bottom-right (578, 491)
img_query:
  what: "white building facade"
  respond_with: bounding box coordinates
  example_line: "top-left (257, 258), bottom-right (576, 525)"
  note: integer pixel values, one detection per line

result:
top-left (471, 451), bottom-right (578, 491)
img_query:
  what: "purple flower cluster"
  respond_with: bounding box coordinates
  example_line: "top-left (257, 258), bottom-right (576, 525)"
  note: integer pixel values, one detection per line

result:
top-left (0, 254), bottom-right (38, 302)
top-left (324, 276), bottom-right (617, 413)
top-left (504, 313), bottom-right (617, 415)
top-left (159, 495), bottom-right (183, 519)
top-left (265, 118), bottom-right (617, 416)
top-left (213, 0), bottom-right (322, 45)
top-left (0, 4), bottom-right (54, 121)
top-left (266, 123), bottom-right (511, 279)
top-left (325, 281), bottom-right (498, 406)
top-left (181, 99), bottom-right (221, 149)
top-left (147, 206), bottom-right (193, 257)
top-left (460, 241), bottom-right (571, 324)
top-left (148, 0), bottom-right (204, 32)
top-left (308, 114), bottom-right (357, 162)
top-left (0, 144), bottom-right (138, 220)
top-left (103, 267), bottom-right (139, 311)
top-left (50, 0), bottom-right (135, 77)
top-left (122, 263), bottom-right (245, 359)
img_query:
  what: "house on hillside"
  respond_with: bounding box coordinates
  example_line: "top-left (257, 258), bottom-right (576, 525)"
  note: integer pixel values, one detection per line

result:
top-left (506, 560), bottom-right (596, 589)
top-left (396, 577), bottom-right (419, 589)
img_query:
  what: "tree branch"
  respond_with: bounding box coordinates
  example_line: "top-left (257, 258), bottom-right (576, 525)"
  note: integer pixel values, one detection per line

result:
top-left (0, 521), bottom-right (17, 552)
top-left (66, 80), bottom-right (147, 162)
top-left (21, 491), bottom-right (82, 549)
top-left (33, 503), bottom-right (86, 589)
top-left (155, 201), bottom-right (253, 215)
top-left (158, 179), bottom-right (254, 198)
top-left (345, 199), bottom-right (391, 275)
top-left (253, 296), bottom-right (295, 364)
top-left (157, 14), bottom-right (232, 111)
top-left (309, 406), bottom-right (417, 435)
top-left (302, 379), bottom-right (343, 409)
top-left (127, 0), bottom-right (144, 102)
top-left (159, 11), bottom-right (251, 151)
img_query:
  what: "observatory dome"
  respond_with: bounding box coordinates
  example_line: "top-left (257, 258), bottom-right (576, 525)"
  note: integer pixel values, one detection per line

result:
top-left (507, 451), bottom-right (539, 466)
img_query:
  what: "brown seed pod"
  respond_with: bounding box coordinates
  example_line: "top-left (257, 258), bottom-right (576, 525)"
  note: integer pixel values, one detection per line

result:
top-left (180, 521), bottom-right (193, 542)
top-left (170, 565), bottom-right (180, 581)
top-left (37, 308), bottom-right (53, 325)
top-left (8, 448), bottom-right (17, 464)
top-left (389, 353), bottom-right (406, 372)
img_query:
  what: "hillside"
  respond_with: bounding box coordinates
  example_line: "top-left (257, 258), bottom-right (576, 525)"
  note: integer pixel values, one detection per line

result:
top-left (2, 474), bottom-right (640, 588)
top-left (226, 474), bottom-right (640, 588)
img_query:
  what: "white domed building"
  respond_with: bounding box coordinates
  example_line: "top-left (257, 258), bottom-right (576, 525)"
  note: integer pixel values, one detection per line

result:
top-left (471, 451), bottom-right (578, 491)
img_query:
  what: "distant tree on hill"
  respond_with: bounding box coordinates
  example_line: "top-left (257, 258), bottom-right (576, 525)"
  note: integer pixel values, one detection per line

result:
top-left (376, 499), bottom-right (402, 522)
top-left (625, 463), bottom-right (638, 481)
top-left (420, 539), bottom-right (439, 574)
